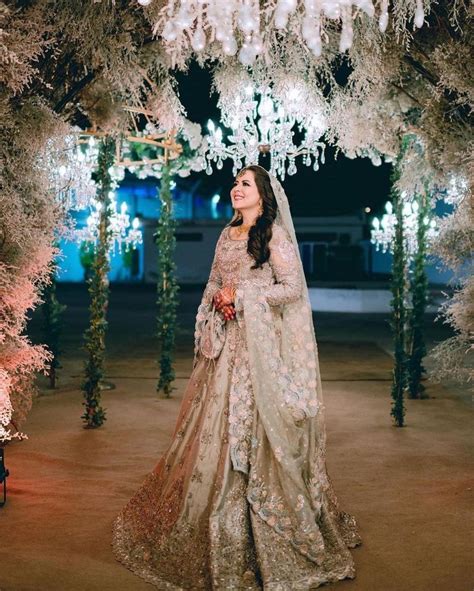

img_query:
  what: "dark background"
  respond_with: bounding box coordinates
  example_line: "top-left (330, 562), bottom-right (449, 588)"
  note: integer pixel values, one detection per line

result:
top-left (174, 63), bottom-right (392, 217)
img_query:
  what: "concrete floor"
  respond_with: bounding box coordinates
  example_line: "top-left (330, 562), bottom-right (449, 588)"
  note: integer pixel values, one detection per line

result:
top-left (1, 284), bottom-right (472, 591)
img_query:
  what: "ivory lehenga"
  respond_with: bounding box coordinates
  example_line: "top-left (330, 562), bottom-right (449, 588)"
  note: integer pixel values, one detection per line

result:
top-left (112, 186), bottom-right (360, 590)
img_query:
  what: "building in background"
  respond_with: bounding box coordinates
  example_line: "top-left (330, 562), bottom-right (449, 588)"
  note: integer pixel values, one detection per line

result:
top-left (57, 178), bottom-right (453, 286)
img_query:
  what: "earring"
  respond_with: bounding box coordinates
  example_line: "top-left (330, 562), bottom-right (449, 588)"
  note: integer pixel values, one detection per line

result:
top-left (258, 201), bottom-right (263, 216)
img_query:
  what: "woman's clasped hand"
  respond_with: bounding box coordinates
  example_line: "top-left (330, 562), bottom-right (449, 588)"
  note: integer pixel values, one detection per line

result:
top-left (213, 285), bottom-right (237, 321)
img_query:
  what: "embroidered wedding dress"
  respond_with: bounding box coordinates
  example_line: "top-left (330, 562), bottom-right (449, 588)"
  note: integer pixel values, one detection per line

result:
top-left (112, 215), bottom-right (360, 589)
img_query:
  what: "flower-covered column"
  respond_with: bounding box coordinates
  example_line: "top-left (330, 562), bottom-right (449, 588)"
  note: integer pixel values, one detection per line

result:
top-left (41, 271), bottom-right (66, 389)
top-left (389, 141), bottom-right (409, 427)
top-left (155, 161), bottom-right (179, 398)
top-left (407, 187), bottom-right (429, 399)
top-left (81, 136), bottom-right (115, 428)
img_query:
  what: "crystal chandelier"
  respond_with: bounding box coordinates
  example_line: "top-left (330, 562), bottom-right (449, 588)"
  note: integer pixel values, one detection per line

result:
top-left (149, 0), bottom-right (426, 64)
top-left (442, 174), bottom-right (469, 206)
top-left (76, 193), bottom-right (143, 255)
top-left (205, 80), bottom-right (327, 179)
top-left (370, 199), bottom-right (438, 257)
top-left (43, 134), bottom-right (97, 211)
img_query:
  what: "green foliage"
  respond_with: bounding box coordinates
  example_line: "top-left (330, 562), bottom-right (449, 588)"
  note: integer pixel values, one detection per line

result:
top-left (155, 162), bottom-right (180, 398)
top-left (41, 272), bottom-right (66, 389)
top-left (121, 245), bottom-right (133, 270)
top-left (407, 188), bottom-right (429, 399)
top-left (81, 137), bottom-right (115, 428)
top-left (79, 241), bottom-right (96, 281)
top-left (389, 138), bottom-right (410, 427)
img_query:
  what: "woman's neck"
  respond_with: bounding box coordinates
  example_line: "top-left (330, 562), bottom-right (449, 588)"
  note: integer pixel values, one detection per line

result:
top-left (240, 209), bottom-right (259, 226)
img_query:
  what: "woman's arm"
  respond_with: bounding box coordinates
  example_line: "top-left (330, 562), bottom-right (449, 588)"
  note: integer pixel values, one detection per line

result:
top-left (264, 224), bottom-right (303, 306)
top-left (234, 224), bottom-right (303, 309)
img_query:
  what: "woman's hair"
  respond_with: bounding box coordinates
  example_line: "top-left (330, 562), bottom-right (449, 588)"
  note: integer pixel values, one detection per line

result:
top-left (229, 165), bottom-right (278, 269)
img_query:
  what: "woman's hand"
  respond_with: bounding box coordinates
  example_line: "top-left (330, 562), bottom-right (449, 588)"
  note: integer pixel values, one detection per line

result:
top-left (220, 303), bottom-right (236, 321)
top-left (213, 285), bottom-right (235, 309)
top-left (213, 285), bottom-right (236, 321)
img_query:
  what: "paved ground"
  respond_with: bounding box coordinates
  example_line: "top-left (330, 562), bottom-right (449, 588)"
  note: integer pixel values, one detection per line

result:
top-left (1, 284), bottom-right (472, 591)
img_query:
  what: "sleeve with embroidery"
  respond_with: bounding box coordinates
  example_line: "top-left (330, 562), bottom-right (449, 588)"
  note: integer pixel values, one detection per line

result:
top-left (234, 224), bottom-right (303, 310)
top-left (263, 224), bottom-right (303, 306)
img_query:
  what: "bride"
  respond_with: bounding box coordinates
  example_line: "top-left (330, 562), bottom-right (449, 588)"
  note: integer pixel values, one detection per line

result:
top-left (112, 165), bottom-right (360, 590)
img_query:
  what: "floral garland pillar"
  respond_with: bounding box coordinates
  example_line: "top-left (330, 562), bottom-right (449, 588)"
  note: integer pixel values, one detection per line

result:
top-left (41, 270), bottom-right (66, 389)
top-left (81, 136), bottom-right (115, 428)
top-left (389, 140), bottom-right (409, 427)
top-left (407, 187), bottom-right (429, 399)
top-left (155, 161), bottom-right (179, 398)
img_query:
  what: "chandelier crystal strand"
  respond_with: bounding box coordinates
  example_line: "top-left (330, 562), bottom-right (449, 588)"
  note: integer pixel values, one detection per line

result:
top-left (370, 196), bottom-right (438, 259)
top-left (206, 67), bottom-right (327, 179)
top-left (150, 1), bottom-right (428, 62)
top-left (43, 133), bottom-right (98, 212)
top-left (75, 184), bottom-right (143, 255)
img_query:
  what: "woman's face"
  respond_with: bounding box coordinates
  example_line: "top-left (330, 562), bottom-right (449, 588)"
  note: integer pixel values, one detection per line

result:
top-left (230, 170), bottom-right (261, 212)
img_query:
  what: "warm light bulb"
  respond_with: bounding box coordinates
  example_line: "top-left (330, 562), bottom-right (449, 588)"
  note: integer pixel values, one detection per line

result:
top-left (162, 20), bottom-right (178, 42)
top-left (258, 95), bottom-right (274, 118)
top-left (379, 9), bottom-right (389, 33)
top-left (414, 0), bottom-right (424, 28)
top-left (191, 27), bottom-right (206, 52)
top-left (278, 0), bottom-right (297, 11)
top-left (252, 35), bottom-right (263, 54)
top-left (222, 36), bottom-right (238, 56)
top-left (238, 5), bottom-right (256, 34)
top-left (287, 86), bottom-right (301, 101)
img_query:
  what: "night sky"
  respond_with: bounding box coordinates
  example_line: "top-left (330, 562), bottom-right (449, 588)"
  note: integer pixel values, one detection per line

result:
top-left (174, 63), bottom-right (392, 218)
